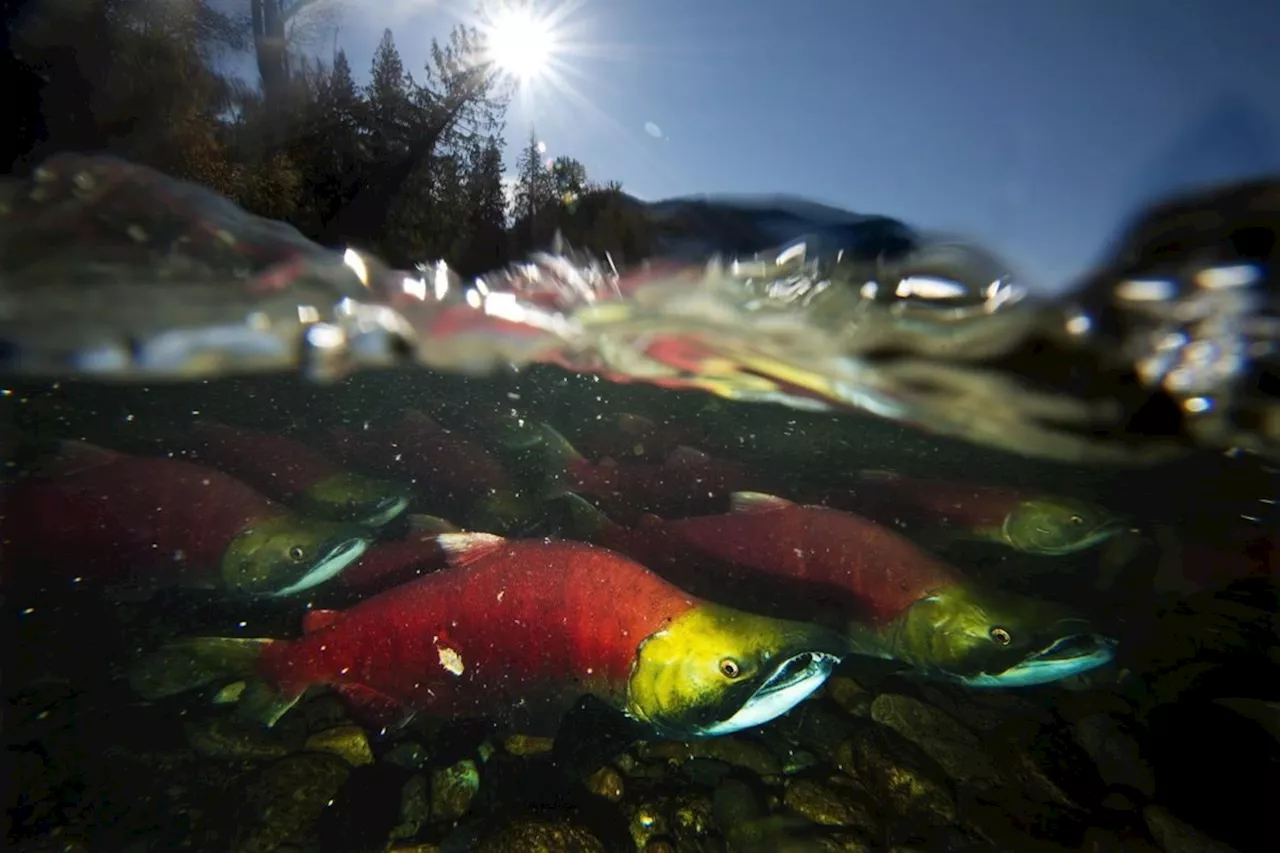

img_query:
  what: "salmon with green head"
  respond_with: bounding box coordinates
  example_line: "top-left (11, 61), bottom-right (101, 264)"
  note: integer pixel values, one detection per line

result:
top-left (130, 535), bottom-right (846, 738)
top-left (182, 420), bottom-right (412, 527)
top-left (559, 490), bottom-right (1116, 688)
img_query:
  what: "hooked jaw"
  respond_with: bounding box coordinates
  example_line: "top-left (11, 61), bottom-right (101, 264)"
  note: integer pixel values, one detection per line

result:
top-left (358, 495), bottom-right (410, 528)
top-left (270, 535), bottom-right (370, 597)
top-left (960, 631), bottom-right (1117, 688)
top-left (691, 650), bottom-right (841, 736)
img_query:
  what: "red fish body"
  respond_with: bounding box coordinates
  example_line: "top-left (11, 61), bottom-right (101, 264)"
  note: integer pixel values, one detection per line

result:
top-left (565, 446), bottom-right (763, 524)
top-left (256, 537), bottom-right (701, 728)
top-left (1, 442), bottom-right (371, 596)
top-left (180, 420), bottom-right (347, 504)
top-left (564, 492), bottom-right (1120, 688)
top-left (816, 473), bottom-right (1026, 535)
top-left (572, 413), bottom-right (709, 464)
top-left (175, 420), bottom-right (411, 527)
top-left (582, 492), bottom-right (961, 627)
top-left (1, 445), bottom-right (274, 586)
top-left (325, 411), bottom-right (512, 507)
top-left (328, 535), bottom-right (449, 593)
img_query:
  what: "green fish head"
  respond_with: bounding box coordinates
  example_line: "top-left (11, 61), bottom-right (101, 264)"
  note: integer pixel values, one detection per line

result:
top-left (221, 514), bottom-right (370, 597)
top-left (468, 489), bottom-right (544, 536)
top-left (294, 472), bottom-right (412, 527)
top-left (627, 603), bottom-right (846, 738)
top-left (1000, 497), bottom-right (1127, 555)
top-left (892, 584), bottom-right (1116, 688)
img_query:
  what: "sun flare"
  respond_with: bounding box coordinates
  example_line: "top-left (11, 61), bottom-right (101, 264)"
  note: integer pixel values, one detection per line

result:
top-left (481, 3), bottom-right (560, 83)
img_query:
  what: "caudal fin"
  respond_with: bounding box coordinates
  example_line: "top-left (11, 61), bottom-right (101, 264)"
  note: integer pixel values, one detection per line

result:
top-left (129, 636), bottom-right (303, 728)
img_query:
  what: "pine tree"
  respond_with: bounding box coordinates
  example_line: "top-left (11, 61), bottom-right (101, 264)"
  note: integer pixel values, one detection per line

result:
top-left (512, 128), bottom-right (556, 250)
top-left (460, 136), bottom-right (510, 275)
top-left (551, 156), bottom-right (588, 203)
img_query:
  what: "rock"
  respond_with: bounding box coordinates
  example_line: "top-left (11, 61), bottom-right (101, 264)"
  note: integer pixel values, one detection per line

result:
top-left (782, 775), bottom-right (878, 833)
top-left (836, 722), bottom-right (957, 826)
top-left (390, 775), bottom-right (429, 842)
top-left (770, 702), bottom-right (859, 762)
top-left (583, 765), bottom-right (624, 802)
top-left (477, 817), bottom-right (604, 853)
top-left (1143, 805), bottom-right (1242, 853)
top-left (430, 758), bottom-right (479, 821)
top-left (627, 801), bottom-right (670, 850)
top-left (382, 741), bottom-right (429, 770)
top-left (825, 676), bottom-right (871, 717)
top-left (671, 792), bottom-right (716, 836)
top-left (184, 717), bottom-right (292, 760)
top-left (305, 725), bottom-right (374, 767)
top-left (300, 696), bottom-right (351, 733)
top-left (1212, 698), bottom-right (1280, 744)
top-left (314, 762), bottom-right (407, 851)
top-left (1079, 827), bottom-right (1161, 853)
top-left (237, 752), bottom-right (351, 853)
top-left (503, 734), bottom-right (554, 757)
top-left (712, 777), bottom-right (762, 826)
top-left (870, 694), bottom-right (1001, 788)
top-left (895, 679), bottom-right (1053, 734)
top-left (679, 756), bottom-right (733, 787)
top-left (638, 737), bottom-right (781, 776)
top-left (1072, 714), bottom-right (1154, 798)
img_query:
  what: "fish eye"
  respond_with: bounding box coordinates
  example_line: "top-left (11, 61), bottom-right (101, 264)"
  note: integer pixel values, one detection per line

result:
top-left (989, 627), bottom-right (1012, 646)
top-left (1069, 515), bottom-right (1084, 525)
top-left (719, 658), bottom-right (742, 679)
top-left (288, 545), bottom-right (307, 562)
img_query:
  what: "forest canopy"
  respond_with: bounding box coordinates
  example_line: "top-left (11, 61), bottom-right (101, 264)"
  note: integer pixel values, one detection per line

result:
top-left (3, 0), bottom-right (655, 275)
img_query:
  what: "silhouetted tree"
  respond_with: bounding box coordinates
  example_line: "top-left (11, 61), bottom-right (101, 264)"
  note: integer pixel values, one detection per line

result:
top-left (3, 7), bottom-right (652, 275)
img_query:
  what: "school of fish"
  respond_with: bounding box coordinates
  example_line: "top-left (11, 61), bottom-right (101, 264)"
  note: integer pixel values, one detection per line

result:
top-left (4, 405), bottom-right (1268, 745)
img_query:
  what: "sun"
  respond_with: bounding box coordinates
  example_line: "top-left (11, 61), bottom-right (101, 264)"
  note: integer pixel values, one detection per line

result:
top-left (480, 3), bottom-right (561, 84)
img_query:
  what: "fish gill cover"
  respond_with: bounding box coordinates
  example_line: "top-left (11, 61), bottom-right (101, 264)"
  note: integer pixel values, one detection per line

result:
top-left (0, 153), bottom-right (1277, 466)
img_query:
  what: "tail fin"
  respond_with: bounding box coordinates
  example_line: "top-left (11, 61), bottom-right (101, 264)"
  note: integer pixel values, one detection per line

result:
top-left (129, 636), bottom-right (302, 728)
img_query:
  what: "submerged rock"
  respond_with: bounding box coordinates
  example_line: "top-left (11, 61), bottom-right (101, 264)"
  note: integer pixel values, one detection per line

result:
top-left (870, 693), bottom-right (1001, 789)
top-left (236, 752), bottom-right (351, 853)
top-left (185, 716), bottom-right (293, 760)
top-left (836, 721), bottom-right (957, 827)
top-left (782, 774), bottom-right (879, 834)
top-left (430, 758), bottom-right (480, 821)
top-left (476, 817), bottom-right (604, 853)
top-left (1143, 805), bottom-right (1242, 853)
top-left (305, 724), bottom-right (374, 767)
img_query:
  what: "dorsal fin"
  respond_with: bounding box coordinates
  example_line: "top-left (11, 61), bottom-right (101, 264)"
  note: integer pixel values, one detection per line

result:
top-left (729, 491), bottom-right (794, 514)
top-left (435, 532), bottom-right (508, 568)
top-left (302, 609), bottom-right (343, 634)
top-left (401, 410), bottom-right (443, 432)
top-left (617, 413), bottom-right (656, 434)
top-left (665, 445), bottom-right (710, 468)
top-left (406, 514), bottom-right (462, 535)
top-left (30, 439), bottom-right (124, 478)
top-left (856, 469), bottom-right (903, 482)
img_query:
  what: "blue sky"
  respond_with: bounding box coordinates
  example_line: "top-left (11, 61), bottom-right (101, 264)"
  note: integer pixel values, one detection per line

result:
top-left (312, 0), bottom-right (1279, 292)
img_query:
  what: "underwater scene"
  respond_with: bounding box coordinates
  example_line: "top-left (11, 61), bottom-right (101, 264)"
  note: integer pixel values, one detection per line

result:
top-left (2, 2), bottom-right (1279, 852)
top-left (2, 162), bottom-right (1278, 853)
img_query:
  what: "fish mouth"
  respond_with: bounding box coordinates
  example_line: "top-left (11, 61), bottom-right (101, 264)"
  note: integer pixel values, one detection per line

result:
top-left (963, 632), bottom-right (1117, 688)
top-left (694, 651), bottom-right (841, 736)
top-left (359, 496), bottom-right (409, 527)
top-left (1021, 519), bottom-right (1127, 555)
top-left (270, 535), bottom-right (370, 597)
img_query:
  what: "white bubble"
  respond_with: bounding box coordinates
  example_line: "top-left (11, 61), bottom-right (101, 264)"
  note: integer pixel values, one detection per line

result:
top-left (644, 121), bottom-right (663, 138)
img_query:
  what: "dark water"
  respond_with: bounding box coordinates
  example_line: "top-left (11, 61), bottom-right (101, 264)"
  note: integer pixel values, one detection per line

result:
top-left (3, 362), bottom-right (1278, 853)
top-left (2, 162), bottom-right (1279, 853)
